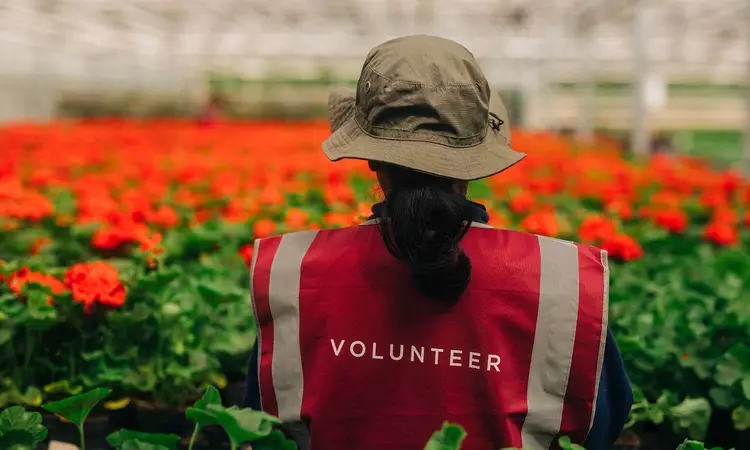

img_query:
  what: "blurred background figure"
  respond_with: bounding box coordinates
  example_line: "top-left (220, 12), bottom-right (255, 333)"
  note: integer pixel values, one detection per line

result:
top-left (198, 92), bottom-right (223, 126)
top-left (0, 0), bottom-right (748, 169)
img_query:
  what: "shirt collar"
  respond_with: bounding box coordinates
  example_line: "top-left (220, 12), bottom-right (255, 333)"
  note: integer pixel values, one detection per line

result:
top-left (369, 200), bottom-right (489, 224)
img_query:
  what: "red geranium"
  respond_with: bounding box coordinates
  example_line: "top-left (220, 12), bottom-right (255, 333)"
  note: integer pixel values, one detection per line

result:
top-left (520, 209), bottom-right (559, 237)
top-left (578, 215), bottom-right (617, 244)
top-left (7, 267), bottom-right (67, 304)
top-left (64, 261), bottom-right (126, 313)
top-left (600, 233), bottom-right (643, 261)
top-left (653, 209), bottom-right (688, 233)
top-left (703, 221), bottom-right (738, 247)
top-left (239, 244), bottom-right (254, 268)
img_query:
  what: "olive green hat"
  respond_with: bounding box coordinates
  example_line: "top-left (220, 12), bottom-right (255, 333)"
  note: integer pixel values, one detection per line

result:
top-left (323, 34), bottom-right (525, 181)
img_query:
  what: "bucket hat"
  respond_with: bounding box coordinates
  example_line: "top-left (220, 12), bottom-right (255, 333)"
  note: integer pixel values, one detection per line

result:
top-left (323, 35), bottom-right (525, 181)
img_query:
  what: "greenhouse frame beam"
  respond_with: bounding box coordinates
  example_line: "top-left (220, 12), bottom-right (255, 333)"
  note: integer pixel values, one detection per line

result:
top-left (743, 0), bottom-right (750, 175)
top-left (630, 0), bottom-right (651, 157)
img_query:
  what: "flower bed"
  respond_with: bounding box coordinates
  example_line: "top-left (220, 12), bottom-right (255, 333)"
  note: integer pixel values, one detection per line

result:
top-left (0, 386), bottom-right (716, 450)
top-left (1, 120), bottom-right (749, 448)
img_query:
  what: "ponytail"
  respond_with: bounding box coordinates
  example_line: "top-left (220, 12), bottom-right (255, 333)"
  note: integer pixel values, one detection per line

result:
top-left (376, 164), bottom-right (474, 303)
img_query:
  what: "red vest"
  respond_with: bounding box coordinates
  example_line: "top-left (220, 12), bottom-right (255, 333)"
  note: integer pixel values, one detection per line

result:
top-left (251, 222), bottom-right (609, 450)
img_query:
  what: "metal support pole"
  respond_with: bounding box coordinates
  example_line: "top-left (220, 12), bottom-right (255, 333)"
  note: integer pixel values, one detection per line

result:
top-left (742, 0), bottom-right (750, 175)
top-left (631, 0), bottom-right (651, 157)
top-left (576, 11), bottom-right (596, 143)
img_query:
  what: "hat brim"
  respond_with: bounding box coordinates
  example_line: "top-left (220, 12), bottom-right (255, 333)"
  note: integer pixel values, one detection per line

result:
top-left (322, 87), bottom-right (526, 181)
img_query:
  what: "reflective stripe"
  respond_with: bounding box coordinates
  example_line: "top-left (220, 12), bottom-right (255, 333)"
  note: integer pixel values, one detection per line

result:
top-left (521, 236), bottom-right (580, 449)
top-left (469, 222), bottom-right (494, 229)
top-left (588, 249), bottom-right (610, 433)
top-left (249, 238), bottom-right (263, 408)
top-left (268, 231), bottom-right (319, 422)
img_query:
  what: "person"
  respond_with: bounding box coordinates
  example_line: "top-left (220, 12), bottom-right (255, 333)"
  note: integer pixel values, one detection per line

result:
top-left (243, 35), bottom-right (632, 450)
top-left (198, 92), bottom-right (222, 126)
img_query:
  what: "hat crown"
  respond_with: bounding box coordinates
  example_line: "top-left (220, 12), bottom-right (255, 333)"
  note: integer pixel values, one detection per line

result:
top-left (355, 35), bottom-right (492, 146)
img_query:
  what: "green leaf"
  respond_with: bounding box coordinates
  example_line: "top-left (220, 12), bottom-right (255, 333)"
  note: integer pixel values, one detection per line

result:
top-left (120, 440), bottom-right (172, 450)
top-left (185, 404), bottom-right (279, 447)
top-left (0, 406), bottom-right (48, 448)
top-left (106, 430), bottom-right (180, 450)
top-left (41, 387), bottom-right (111, 428)
top-left (676, 440), bottom-right (709, 450)
top-left (709, 387), bottom-right (737, 409)
top-left (558, 436), bottom-right (586, 450)
top-left (43, 380), bottom-right (84, 396)
top-left (715, 354), bottom-right (744, 387)
top-left (194, 386), bottom-right (222, 410)
top-left (670, 398), bottom-right (712, 440)
top-left (742, 377), bottom-right (750, 400)
top-left (251, 429), bottom-right (297, 450)
top-left (424, 422), bottom-right (467, 450)
top-left (732, 405), bottom-right (750, 431)
top-left (20, 386), bottom-right (43, 407)
top-left (0, 325), bottom-right (13, 346)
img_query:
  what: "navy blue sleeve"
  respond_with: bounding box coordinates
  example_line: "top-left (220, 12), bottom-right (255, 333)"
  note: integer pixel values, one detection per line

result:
top-left (584, 329), bottom-right (633, 450)
top-left (242, 337), bottom-right (261, 410)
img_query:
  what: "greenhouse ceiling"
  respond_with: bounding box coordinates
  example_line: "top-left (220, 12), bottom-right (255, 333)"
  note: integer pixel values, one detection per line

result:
top-left (0, 0), bottom-right (748, 81)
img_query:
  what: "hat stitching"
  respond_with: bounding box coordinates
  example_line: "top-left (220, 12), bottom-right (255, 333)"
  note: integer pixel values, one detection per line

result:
top-left (365, 64), bottom-right (486, 89)
top-left (352, 112), bottom-right (494, 149)
top-left (354, 110), bottom-right (488, 144)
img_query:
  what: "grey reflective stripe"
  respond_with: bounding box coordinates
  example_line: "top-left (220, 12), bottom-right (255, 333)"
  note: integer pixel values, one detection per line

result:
top-left (588, 249), bottom-right (610, 433)
top-left (470, 222), bottom-right (494, 229)
top-left (268, 231), bottom-right (318, 435)
top-left (249, 238), bottom-right (263, 408)
top-left (521, 236), bottom-right (580, 450)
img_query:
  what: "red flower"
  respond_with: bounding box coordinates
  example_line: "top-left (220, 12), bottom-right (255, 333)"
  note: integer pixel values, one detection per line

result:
top-left (7, 267), bottom-right (67, 304)
top-left (148, 205), bottom-right (180, 228)
top-left (324, 183), bottom-right (355, 205)
top-left (712, 207), bottom-right (739, 225)
top-left (239, 244), bottom-right (254, 267)
top-left (699, 189), bottom-right (728, 210)
top-left (520, 210), bottom-right (559, 237)
top-left (703, 222), bottom-right (738, 247)
top-left (253, 219), bottom-right (277, 238)
top-left (600, 234), bottom-right (643, 261)
top-left (284, 208), bottom-right (309, 229)
top-left (509, 190), bottom-right (535, 214)
top-left (653, 209), bottom-right (688, 233)
top-left (137, 231), bottom-right (164, 254)
top-left (64, 262), bottom-right (126, 313)
top-left (578, 215), bottom-right (616, 243)
top-left (605, 199), bottom-right (633, 220)
top-left (29, 237), bottom-right (51, 255)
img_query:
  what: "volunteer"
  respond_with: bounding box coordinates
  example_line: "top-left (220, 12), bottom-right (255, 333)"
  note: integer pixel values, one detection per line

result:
top-left (244, 35), bottom-right (632, 450)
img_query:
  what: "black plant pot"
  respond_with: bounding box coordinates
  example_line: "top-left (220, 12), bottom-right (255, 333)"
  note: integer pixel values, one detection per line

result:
top-left (612, 429), bottom-right (640, 450)
top-left (134, 408), bottom-right (192, 437)
top-left (39, 414), bottom-right (113, 450)
top-left (632, 422), bottom-right (683, 450)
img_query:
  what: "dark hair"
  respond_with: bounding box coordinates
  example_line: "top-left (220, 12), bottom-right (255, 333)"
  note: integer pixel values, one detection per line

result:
top-left (375, 163), bottom-right (474, 303)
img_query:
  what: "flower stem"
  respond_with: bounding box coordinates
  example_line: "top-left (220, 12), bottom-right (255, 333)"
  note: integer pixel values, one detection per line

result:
top-left (188, 424), bottom-right (200, 450)
top-left (78, 424), bottom-right (86, 450)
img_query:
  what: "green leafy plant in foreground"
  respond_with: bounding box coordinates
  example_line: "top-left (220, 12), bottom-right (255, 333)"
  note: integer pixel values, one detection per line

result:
top-left (0, 386), bottom-right (733, 450)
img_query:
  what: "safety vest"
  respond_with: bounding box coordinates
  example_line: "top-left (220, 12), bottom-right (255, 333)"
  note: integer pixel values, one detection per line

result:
top-left (250, 221), bottom-right (609, 450)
